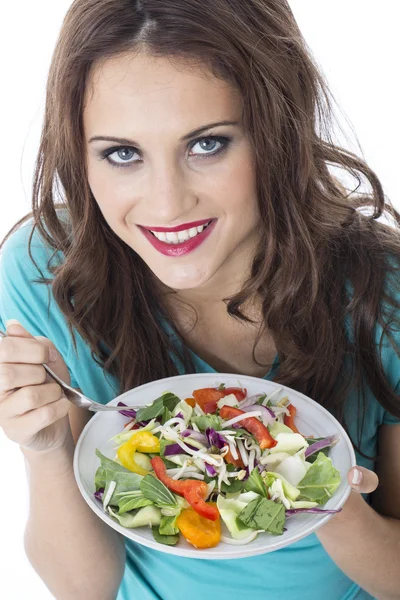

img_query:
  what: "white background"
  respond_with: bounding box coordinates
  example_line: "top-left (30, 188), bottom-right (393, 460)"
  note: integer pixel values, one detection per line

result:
top-left (0, 2), bottom-right (399, 599)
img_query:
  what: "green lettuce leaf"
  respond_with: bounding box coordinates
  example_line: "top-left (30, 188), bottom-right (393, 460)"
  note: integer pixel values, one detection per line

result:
top-left (191, 414), bottom-right (222, 431)
top-left (159, 515), bottom-right (179, 536)
top-left (297, 452), bottom-right (341, 505)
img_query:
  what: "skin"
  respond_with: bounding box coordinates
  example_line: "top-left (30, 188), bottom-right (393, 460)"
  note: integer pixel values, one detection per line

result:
top-left (83, 51), bottom-right (400, 596)
top-left (84, 51), bottom-right (260, 303)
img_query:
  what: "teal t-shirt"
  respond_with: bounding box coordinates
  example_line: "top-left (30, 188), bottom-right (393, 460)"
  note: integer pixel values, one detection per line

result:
top-left (1, 222), bottom-right (399, 600)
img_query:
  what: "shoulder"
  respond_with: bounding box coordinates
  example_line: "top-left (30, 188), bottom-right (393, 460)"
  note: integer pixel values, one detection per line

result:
top-left (0, 216), bottom-right (71, 348)
top-left (0, 218), bottom-right (63, 278)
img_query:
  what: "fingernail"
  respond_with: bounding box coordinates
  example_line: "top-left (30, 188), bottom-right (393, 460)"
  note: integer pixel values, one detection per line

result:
top-left (352, 468), bottom-right (363, 485)
top-left (6, 319), bottom-right (22, 328)
top-left (49, 349), bottom-right (58, 362)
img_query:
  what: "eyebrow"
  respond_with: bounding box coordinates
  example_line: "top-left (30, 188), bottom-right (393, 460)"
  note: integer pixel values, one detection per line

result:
top-left (88, 120), bottom-right (239, 145)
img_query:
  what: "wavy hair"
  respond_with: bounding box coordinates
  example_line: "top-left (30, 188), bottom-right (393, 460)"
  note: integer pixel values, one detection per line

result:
top-left (3, 0), bottom-right (400, 453)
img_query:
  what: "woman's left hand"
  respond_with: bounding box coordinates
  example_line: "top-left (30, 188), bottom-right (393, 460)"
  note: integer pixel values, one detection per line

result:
top-left (318, 466), bottom-right (379, 536)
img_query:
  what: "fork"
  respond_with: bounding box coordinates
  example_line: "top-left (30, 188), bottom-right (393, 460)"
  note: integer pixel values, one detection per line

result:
top-left (0, 329), bottom-right (136, 413)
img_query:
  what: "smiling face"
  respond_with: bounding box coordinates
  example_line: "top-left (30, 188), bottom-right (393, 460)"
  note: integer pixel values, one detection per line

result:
top-left (84, 51), bottom-right (261, 297)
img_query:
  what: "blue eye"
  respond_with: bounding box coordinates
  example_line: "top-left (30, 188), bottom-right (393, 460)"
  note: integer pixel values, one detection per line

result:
top-left (100, 135), bottom-right (230, 169)
top-left (102, 147), bottom-right (138, 167)
top-left (189, 136), bottom-right (230, 157)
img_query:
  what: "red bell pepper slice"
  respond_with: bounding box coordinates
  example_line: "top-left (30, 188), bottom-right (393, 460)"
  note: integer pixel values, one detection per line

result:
top-left (219, 406), bottom-right (277, 449)
top-left (222, 387), bottom-right (247, 402)
top-left (284, 404), bottom-right (300, 434)
top-left (192, 388), bottom-right (224, 413)
top-left (150, 457), bottom-right (219, 521)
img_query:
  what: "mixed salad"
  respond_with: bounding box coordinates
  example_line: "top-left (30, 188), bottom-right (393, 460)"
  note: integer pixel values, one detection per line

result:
top-left (94, 384), bottom-right (342, 549)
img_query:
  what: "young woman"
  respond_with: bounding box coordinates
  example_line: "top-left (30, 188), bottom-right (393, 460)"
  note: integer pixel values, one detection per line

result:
top-left (0, 1), bottom-right (399, 599)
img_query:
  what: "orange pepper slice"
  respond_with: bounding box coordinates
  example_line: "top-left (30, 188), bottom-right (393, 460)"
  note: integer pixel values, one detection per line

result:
top-left (176, 506), bottom-right (221, 549)
top-left (223, 443), bottom-right (245, 469)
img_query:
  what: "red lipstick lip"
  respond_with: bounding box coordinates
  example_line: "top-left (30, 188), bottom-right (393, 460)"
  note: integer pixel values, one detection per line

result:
top-left (140, 219), bottom-right (213, 233)
top-left (140, 218), bottom-right (217, 257)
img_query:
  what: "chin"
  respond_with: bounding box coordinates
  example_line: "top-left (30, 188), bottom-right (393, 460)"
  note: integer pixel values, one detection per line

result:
top-left (154, 264), bottom-right (213, 291)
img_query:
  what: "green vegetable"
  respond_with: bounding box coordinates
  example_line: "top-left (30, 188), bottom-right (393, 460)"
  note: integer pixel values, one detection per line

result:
top-left (140, 474), bottom-right (178, 507)
top-left (135, 392), bottom-right (180, 422)
top-left (133, 452), bottom-right (153, 472)
top-left (159, 515), bottom-right (179, 536)
top-left (268, 422), bottom-right (293, 437)
top-left (162, 392), bottom-right (182, 412)
top-left (172, 400), bottom-right (193, 423)
top-left (152, 526), bottom-right (180, 546)
top-left (264, 472), bottom-right (300, 501)
top-left (254, 393), bottom-right (267, 405)
top-left (269, 432), bottom-right (308, 455)
top-left (297, 452), bottom-right (341, 505)
top-left (108, 505), bottom-right (162, 528)
top-left (161, 407), bottom-right (172, 425)
top-left (191, 414), bottom-right (222, 431)
top-left (118, 495), bottom-right (154, 514)
top-left (221, 478), bottom-right (246, 494)
top-left (238, 497), bottom-right (286, 535)
top-left (95, 449), bottom-right (132, 489)
top-left (216, 492), bottom-right (259, 540)
top-left (244, 468), bottom-right (268, 498)
top-left (305, 438), bottom-right (331, 463)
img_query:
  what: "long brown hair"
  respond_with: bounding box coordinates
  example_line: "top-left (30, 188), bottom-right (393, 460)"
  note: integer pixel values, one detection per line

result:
top-left (3, 0), bottom-right (400, 452)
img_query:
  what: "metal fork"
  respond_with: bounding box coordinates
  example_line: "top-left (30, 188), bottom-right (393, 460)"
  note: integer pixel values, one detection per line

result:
top-left (0, 329), bottom-right (136, 413)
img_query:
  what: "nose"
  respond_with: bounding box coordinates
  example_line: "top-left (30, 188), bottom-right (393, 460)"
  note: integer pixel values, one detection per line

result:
top-left (145, 160), bottom-right (198, 225)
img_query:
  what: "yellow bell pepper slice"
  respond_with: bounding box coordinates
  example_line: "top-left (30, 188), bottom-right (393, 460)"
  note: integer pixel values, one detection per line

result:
top-left (117, 431), bottom-right (160, 475)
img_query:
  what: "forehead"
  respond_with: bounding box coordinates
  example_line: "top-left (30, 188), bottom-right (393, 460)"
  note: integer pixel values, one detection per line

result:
top-left (84, 51), bottom-right (242, 132)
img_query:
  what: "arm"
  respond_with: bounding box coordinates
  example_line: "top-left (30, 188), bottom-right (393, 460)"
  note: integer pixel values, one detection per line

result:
top-left (23, 402), bottom-right (126, 600)
top-left (316, 424), bottom-right (400, 600)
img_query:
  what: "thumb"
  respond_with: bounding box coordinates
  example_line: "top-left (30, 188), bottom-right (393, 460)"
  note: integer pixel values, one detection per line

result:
top-left (6, 319), bottom-right (35, 338)
top-left (6, 319), bottom-right (58, 363)
top-left (348, 466), bottom-right (379, 494)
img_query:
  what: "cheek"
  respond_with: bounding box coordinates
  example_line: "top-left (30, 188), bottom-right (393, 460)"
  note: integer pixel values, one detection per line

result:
top-left (215, 155), bottom-right (259, 217)
top-left (88, 164), bottom-right (135, 220)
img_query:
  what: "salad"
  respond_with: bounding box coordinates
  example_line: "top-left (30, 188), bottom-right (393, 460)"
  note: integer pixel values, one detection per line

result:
top-left (94, 384), bottom-right (342, 549)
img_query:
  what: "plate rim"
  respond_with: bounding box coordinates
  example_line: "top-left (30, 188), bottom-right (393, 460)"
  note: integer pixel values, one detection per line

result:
top-left (73, 372), bottom-right (356, 559)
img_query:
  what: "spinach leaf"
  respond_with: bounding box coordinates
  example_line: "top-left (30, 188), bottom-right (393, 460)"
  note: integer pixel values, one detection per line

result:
top-left (244, 468), bottom-right (268, 498)
top-left (238, 497), bottom-right (286, 535)
top-left (140, 474), bottom-right (178, 507)
top-left (221, 478), bottom-right (246, 494)
top-left (152, 526), bottom-right (180, 546)
top-left (135, 392), bottom-right (181, 422)
top-left (135, 398), bottom-right (165, 422)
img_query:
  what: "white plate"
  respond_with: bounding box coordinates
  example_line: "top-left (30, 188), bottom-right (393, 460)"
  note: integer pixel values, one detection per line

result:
top-left (73, 373), bottom-right (356, 559)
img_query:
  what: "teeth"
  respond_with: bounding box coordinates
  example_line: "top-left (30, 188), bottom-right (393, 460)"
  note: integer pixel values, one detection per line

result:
top-left (151, 222), bottom-right (210, 244)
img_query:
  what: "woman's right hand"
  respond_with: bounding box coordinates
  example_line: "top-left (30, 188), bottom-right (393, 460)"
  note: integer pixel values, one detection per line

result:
top-left (0, 320), bottom-right (72, 453)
